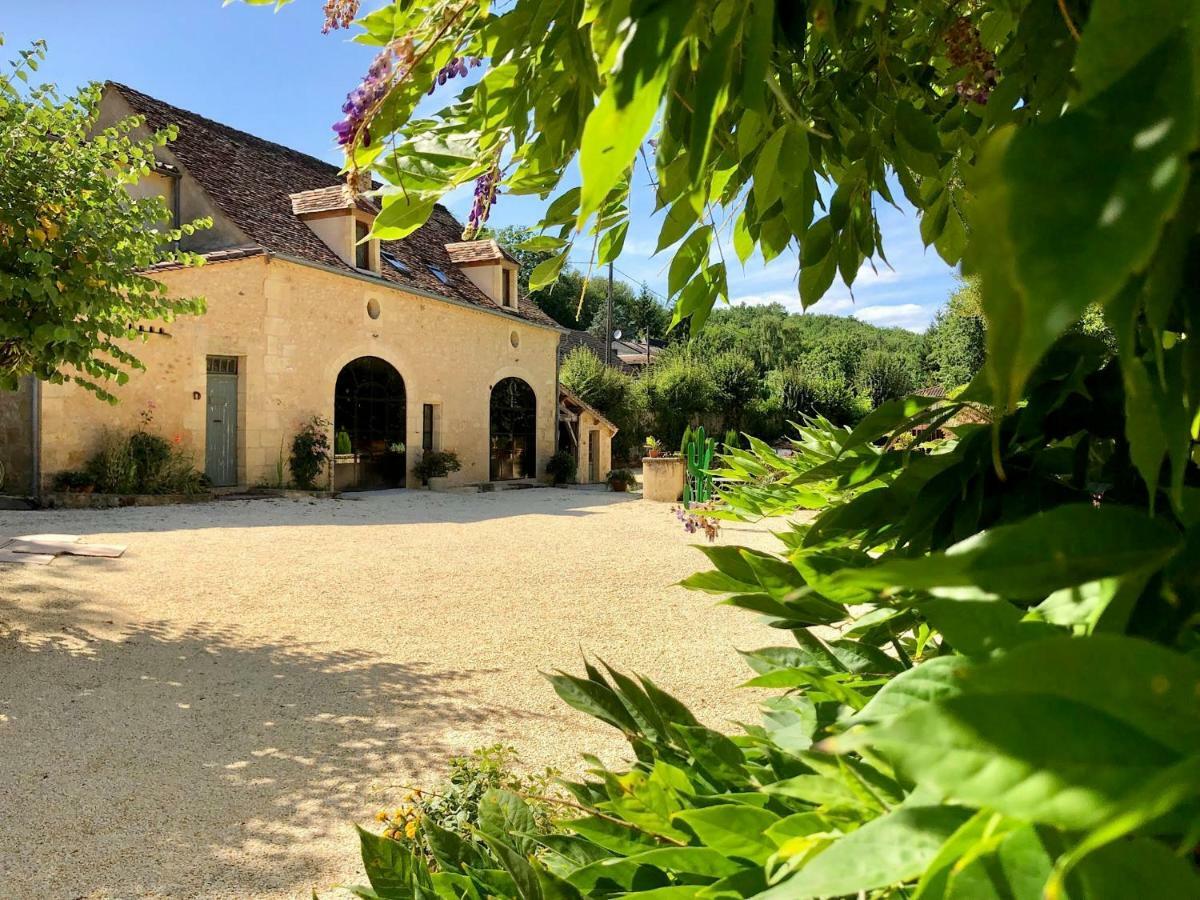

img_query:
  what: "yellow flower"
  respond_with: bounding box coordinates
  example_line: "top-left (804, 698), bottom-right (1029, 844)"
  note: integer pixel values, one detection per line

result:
top-left (404, 821), bottom-right (418, 839)
top-left (374, 810), bottom-right (389, 823)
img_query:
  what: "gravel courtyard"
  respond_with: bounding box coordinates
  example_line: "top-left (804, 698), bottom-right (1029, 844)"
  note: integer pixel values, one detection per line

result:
top-left (0, 488), bottom-right (786, 899)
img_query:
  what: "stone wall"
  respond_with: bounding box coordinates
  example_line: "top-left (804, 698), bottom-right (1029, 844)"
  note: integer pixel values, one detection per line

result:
top-left (0, 377), bottom-right (35, 495)
top-left (36, 255), bottom-right (561, 489)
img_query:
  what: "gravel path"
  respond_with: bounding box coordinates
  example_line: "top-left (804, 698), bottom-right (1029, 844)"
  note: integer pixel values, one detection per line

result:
top-left (0, 488), bottom-right (788, 899)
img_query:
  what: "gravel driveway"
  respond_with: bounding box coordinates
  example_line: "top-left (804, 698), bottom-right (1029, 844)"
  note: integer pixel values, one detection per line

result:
top-left (0, 488), bottom-right (786, 899)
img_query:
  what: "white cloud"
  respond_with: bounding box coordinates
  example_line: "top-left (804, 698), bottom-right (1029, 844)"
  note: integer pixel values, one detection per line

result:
top-left (854, 303), bottom-right (930, 331)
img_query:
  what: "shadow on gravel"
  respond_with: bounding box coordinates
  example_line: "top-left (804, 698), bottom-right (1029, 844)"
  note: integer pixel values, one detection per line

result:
top-left (0, 617), bottom-right (528, 897)
top-left (0, 486), bottom-right (641, 537)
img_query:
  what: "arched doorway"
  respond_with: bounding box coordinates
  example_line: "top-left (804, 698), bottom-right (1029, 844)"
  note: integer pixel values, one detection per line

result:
top-left (334, 356), bottom-right (406, 489)
top-left (490, 377), bottom-right (536, 480)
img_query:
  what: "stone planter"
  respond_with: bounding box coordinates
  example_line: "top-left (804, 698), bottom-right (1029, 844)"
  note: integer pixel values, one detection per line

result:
top-left (641, 456), bottom-right (685, 502)
top-left (333, 454), bottom-right (361, 492)
top-left (428, 476), bottom-right (449, 491)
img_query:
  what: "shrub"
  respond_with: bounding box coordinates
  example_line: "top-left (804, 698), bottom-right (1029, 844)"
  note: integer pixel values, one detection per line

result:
top-left (84, 429), bottom-right (138, 493)
top-left (51, 470), bottom-right (94, 492)
top-left (289, 416), bottom-right (330, 489)
top-left (334, 428), bottom-right (352, 455)
top-left (606, 467), bottom-right (635, 491)
top-left (413, 449), bottom-right (461, 485)
top-left (857, 349), bottom-right (915, 408)
top-left (640, 351), bottom-right (713, 446)
top-left (545, 449), bottom-right (576, 484)
top-left (707, 351), bottom-right (761, 429)
top-left (370, 745), bottom-right (556, 861)
top-left (81, 428), bottom-right (206, 494)
top-left (777, 366), bottom-right (858, 425)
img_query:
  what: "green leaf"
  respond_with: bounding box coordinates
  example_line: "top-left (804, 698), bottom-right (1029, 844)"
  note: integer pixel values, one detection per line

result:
top-left (622, 847), bottom-right (743, 879)
top-left (579, 4), bottom-right (691, 221)
top-left (849, 655), bottom-right (968, 726)
top-left (672, 805), bottom-right (780, 863)
top-left (479, 789), bottom-right (539, 856)
top-left (546, 668), bottom-right (641, 733)
top-left (752, 125), bottom-right (787, 214)
top-left (687, 19), bottom-right (739, 181)
top-left (895, 101), bottom-right (942, 155)
top-left (1068, 838), bottom-right (1200, 899)
top-left (837, 505), bottom-right (1181, 601)
top-left (597, 221), bottom-right (628, 264)
top-left (757, 806), bottom-right (973, 899)
top-left (357, 825), bottom-right (423, 899)
top-left (668, 226), bottom-right (713, 297)
top-left (974, 32), bottom-right (1197, 409)
top-left (961, 635), bottom-right (1200, 755)
top-left (858, 691), bottom-right (1180, 830)
top-left (528, 253), bottom-right (567, 292)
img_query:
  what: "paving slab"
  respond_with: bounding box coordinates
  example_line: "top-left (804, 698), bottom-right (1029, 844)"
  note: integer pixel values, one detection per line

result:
top-left (0, 549), bottom-right (54, 565)
top-left (5, 539), bottom-right (125, 558)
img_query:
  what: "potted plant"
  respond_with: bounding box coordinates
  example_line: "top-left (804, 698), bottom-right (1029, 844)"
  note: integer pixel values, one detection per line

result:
top-left (644, 436), bottom-right (663, 458)
top-left (606, 468), bottom-right (635, 492)
top-left (546, 449), bottom-right (577, 486)
top-left (413, 449), bottom-right (462, 489)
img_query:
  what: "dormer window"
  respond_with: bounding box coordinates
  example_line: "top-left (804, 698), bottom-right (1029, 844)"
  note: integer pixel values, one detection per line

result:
top-left (355, 220), bottom-right (371, 270)
top-left (290, 184), bottom-right (379, 273)
top-left (444, 239), bottom-right (521, 310)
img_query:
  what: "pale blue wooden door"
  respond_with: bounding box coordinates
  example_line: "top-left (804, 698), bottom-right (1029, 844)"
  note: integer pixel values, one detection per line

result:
top-left (205, 357), bottom-right (238, 486)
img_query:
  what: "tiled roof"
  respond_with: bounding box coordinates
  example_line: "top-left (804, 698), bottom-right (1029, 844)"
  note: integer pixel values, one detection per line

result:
top-left (108, 82), bottom-right (559, 331)
top-left (558, 329), bottom-right (636, 373)
top-left (559, 386), bottom-right (618, 434)
top-left (444, 239), bottom-right (516, 265)
top-left (290, 184), bottom-right (376, 216)
top-left (145, 245), bottom-right (267, 272)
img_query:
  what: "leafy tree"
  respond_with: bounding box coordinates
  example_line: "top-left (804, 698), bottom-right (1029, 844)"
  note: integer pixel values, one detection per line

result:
top-left (924, 278), bottom-right (987, 388)
top-left (707, 352), bottom-right (761, 431)
top-left (639, 350), bottom-right (713, 446)
top-left (858, 349), bottom-right (915, 408)
top-left (245, 2), bottom-right (1200, 896)
top-left (558, 345), bottom-right (642, 458)
top-left (0, 39), bottom-right (207, 401)
top-left (585, 279), bottom-right (663, 342)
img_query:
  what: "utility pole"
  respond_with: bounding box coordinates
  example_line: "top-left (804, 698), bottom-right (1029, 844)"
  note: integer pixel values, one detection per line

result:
top-left (605, 261), bottom-right (613, 366)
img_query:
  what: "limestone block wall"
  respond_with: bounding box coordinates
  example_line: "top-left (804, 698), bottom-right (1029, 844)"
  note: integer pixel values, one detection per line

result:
top-left (0, 376), bottom-right (35, 495)
top-left (35, 255), bottom-right (560, 490)
top-left (574, 410), bottom-right (615, 485)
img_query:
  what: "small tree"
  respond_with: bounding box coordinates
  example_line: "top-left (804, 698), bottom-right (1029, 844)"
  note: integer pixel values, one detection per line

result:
top-left (0, 39), bottom-right (209, 401)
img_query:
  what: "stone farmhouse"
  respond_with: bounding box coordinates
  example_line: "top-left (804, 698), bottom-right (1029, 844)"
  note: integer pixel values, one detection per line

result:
top-left (0, 84), bottom-right (617, 494)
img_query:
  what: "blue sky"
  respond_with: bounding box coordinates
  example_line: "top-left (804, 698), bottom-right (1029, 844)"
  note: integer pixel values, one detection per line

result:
top-left (6, 1), bottom-right (958, 331)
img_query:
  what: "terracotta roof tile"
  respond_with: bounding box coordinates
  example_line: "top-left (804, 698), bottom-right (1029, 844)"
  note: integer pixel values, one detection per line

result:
top-left (290, 184), bottom-right (377, 216)
top-left (108, 82), bottom-right (559, 331)
top-left (445, 239), bottom-right (516, 265)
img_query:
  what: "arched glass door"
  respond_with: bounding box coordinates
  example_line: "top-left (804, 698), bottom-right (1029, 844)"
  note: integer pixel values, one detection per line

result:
top-left (334, 356), bottom-right (406, 489)
top-left (490, 377), bottom-right (536, 480)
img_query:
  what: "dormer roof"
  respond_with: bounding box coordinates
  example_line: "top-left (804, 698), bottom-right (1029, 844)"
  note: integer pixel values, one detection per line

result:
top-left (104, 82), bottom-right (559, 331)
top-left (289, 184), bottom-right (378, 217)
top-left (444, 239), bottom-right (517, 266)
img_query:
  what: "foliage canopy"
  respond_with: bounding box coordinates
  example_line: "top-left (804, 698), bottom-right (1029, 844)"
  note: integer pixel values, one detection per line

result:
top-left (0, 38), bottom-right (208, 401)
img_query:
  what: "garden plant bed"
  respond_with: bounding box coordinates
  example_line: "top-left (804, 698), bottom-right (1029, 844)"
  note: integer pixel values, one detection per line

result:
top-left (39, 491), bottom-right (216, 509)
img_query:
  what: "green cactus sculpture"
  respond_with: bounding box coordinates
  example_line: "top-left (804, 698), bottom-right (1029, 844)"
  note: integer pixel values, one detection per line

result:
top-left (683, 425), bottom-right (715, 507)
